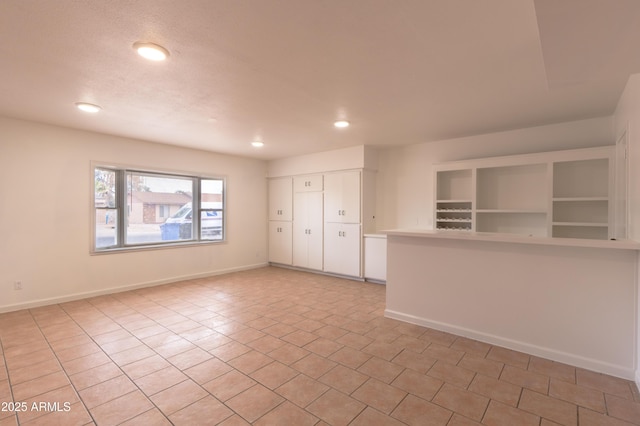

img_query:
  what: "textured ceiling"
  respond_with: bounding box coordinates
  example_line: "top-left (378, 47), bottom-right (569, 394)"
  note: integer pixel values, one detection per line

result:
top-left (1, 0), bottom-right (639, 160)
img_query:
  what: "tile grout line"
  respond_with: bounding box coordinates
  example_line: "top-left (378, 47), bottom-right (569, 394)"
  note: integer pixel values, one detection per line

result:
top-left (58, 282), bottom-right (319, 424)
top-left (53, 301), bottom-right (172, 425)
top-left (66, 286), bottom-right (272, 423)
top-left (22, 308), bottom-right (95, 426)
top-left (0, 338), bottom-right (19, 426)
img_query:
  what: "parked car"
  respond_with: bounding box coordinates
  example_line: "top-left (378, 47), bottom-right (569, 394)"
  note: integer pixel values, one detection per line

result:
top-left (160, 202), bottom-right (222, 240)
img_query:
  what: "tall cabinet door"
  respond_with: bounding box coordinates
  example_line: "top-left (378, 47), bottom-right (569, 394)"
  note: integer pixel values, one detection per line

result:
top-left (268, 221), bottom-right (292, 265)
top-left (306, 192), bottom-right (323, 270)
top-left (269, 178), bottom-right (293, 221)
top-left (293, 191), bottom-right (323, 270)
top-left (323, 223), bottom-right (361, 277)
top-left (324, 171), bottom-right (361, 223)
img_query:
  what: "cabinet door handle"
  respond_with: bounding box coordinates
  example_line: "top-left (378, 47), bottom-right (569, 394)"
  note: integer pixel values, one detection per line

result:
top-left (338, 210), bottom-right (342, 216)
top-left (341, 210), bottom-right (346, 216)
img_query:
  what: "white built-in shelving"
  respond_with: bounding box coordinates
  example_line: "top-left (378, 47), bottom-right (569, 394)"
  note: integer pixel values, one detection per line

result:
top-left (433, 146), bottom-right (615, 240)
top-left (551, 158), bottom-right (611, 240)
top-left (435, 169), bottom-right (473, 231)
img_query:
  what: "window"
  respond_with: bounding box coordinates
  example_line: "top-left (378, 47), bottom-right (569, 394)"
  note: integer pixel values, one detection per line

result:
top-left (158, 205), bottom-right (170, 220)
top-left (94, 166), bottom-right (225, 252)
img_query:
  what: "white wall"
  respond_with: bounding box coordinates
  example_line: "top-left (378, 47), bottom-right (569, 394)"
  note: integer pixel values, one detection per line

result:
top-left (387, 233), bottom-right (638, 379)
top-left (613, 73), bottom-right (640, 388)
top-left (375, 116), bottom-right (614, 231)
top-left (267, 145), bottom-right (378, 177)
top-left (0, 117), bottom-right (268, 312)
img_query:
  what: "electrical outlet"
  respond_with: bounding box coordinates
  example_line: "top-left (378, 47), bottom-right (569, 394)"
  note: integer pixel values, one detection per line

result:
top-left (14, 281), bottom-right (22, 290)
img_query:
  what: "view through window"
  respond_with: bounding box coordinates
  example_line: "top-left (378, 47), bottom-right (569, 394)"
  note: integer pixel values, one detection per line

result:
top-left (94, 167), bottom-right (224, 251)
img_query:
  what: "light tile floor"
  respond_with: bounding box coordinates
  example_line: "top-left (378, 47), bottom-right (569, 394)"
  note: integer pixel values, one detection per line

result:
top-left (1, 266), bottom-right (639, 425)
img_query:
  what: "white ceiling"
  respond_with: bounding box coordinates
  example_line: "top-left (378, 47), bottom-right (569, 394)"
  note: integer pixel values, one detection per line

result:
top-left (1, 0), bottom-right (640, 160)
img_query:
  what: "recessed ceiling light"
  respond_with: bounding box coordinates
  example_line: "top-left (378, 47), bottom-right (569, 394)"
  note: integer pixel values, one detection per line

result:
top-left (251, 141), bottom-right (264, 148)
top-left (334, 120), bottom-right (350, 128)
top-left (133, 42), bottom-right (170, 61)
top-left (75, 102), bottom-right (101, 113)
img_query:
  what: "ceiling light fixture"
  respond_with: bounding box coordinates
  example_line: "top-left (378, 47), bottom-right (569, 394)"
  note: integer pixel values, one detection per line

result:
top-left (334, 120), bottom-right (350, 128)
top-left (75, 102), bottom-right (102, 113)
top-left (133, 41), bottom-right (170, 61)
top-left (251, 141), bottom-right (264, 148)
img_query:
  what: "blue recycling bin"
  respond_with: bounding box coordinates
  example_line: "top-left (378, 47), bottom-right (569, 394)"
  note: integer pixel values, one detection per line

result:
top-left (160, 223), bottom-right (180, 240)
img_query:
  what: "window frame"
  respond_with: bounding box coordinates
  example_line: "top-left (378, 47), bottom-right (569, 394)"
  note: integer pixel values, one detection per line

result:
top-left (92, 163), bottom-right (226, 254)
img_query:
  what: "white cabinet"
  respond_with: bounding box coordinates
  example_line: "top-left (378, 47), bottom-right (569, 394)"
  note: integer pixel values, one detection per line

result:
top-left (293, 191), bottom-right (323, 270)
top-left (269, 168), bottom-right (374, 279)
top-left (323, 171), bottom-right (362, 277)
top-left (269, 178), bottom-right (293, 221)
top-left (364, 234), bottom-right (387, 282)
top-left (293, 174), bottom-right (323, 192)
top-left (324, 223), bottom-right (361, 277)
top-left (269, 221), bottom-right (292, 265)
top-left (268, 177), bottom-right (292, 264)
top-left (324, 171), bottom-right (361, 223)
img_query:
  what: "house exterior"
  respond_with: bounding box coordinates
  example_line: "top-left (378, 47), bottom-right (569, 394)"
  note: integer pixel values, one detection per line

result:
top-left (129, 191), bottom-right (192, 224)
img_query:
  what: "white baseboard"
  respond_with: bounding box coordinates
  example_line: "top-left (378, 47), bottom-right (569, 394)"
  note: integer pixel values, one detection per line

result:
top-left (269, 263), bottom-right (365, 281)
top-left (385, 309), bottom-right (635, 381)
top-left (636, 370), bottom-right (640, 394)
top-left (0, 262), bottom-right (268, 314)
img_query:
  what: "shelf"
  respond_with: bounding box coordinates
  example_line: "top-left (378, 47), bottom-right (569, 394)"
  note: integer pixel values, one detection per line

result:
top-left (476, 209), bottom-right (546, 214)
top-left (436, 226), bottom-right (472, 231)
top-left (552, 222), bottom-right (608, 227)
top-left (435, 201), bottom-right (473, 230)
top-left (476, 211), bottom-right (547, 237)
top-left (552, 197), bottom-right (608, 202)
top-left (552, 225), bottom-right (609, 240)
top-left (433, 147), bottom-right (613, 241)
top-left (552, 199), bottom-right (608, 224)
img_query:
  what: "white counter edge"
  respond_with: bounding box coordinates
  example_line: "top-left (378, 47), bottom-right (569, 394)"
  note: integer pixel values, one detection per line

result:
top-left (384, 229), bottom-right (640, 250)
